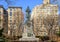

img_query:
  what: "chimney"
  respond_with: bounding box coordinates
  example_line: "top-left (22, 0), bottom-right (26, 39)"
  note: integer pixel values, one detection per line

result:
top-left (43, 0), bottom-right (50, 4)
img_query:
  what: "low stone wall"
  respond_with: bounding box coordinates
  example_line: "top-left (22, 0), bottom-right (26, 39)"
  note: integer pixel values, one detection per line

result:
top-left (11, 40), bottom-right (39, 42)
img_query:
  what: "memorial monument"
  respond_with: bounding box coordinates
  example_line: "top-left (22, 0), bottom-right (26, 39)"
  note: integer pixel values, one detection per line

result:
top-left (19, 6), bottom-right (39, 42)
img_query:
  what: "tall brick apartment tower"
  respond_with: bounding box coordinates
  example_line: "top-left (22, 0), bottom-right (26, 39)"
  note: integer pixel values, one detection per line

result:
top-left (6, 6), bottom-right (24, 37)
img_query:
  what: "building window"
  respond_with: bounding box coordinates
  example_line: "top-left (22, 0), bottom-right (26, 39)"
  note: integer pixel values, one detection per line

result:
top-left (0, 11), bottom-right (1, 14)
top-left (14, 14), bottom-right (16, 16)
top-left (14, 8), bottom-right (16, 11)
top-left (10, 23), bottom-right (12, 26)
top-left (10, 8), bottom-right (12, 11)
top-left (47, 2), bottom-right (48, 4)
top-left (10, 12), bottom-right (12, 16)
top-left (10, 17), bottom-right (12, 19)
top-left (10, 20), bottom-right (12, 22)
top-left (0, 26), bottom-right (1, 28)
top-left (10, 25), bottom-right (12, 29)
top-left (44, 33), bottom-right (47, 36)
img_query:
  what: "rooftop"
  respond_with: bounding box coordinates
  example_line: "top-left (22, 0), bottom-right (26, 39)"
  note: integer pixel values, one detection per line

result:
top-left (8, 6), bottom-right (22, 9)
top-left (0, 5), bottom-right (3, 8)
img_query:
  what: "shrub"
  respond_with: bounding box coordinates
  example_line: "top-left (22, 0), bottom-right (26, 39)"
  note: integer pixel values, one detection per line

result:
top-left (56, 31), bottom-right (60, 36)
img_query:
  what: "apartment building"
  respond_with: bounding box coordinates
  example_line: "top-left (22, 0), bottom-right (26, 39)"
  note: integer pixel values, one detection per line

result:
top-left (3, 10), bottom-right (8, 36)
top-left (31, 0), bottom-right (58, 36)
top-left (0, 5), bottom-right (4, 30)
top-left (7, 6), bottom-right (24, 37)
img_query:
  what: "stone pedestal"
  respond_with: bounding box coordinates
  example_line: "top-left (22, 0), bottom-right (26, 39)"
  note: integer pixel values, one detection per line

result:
top-left (19, 38), bottom-right (39, 42)
top-left (19, 21), bottom-right (39, 42)
top-left (19, 25), bottom-right (39, 42)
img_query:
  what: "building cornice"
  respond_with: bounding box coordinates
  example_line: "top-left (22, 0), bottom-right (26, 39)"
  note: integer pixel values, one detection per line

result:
top-left (0, 5), bottom-right (3, 8)
top-left (8, 6), bottom-right (22, 9)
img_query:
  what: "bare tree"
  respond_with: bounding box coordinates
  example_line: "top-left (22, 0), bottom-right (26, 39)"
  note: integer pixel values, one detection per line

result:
top-left (5, 0), bottom-right (17, 5)
top-left (43, 14), bottom-right (58, 38)
top-left (51, 0), bottom-right (60, 10)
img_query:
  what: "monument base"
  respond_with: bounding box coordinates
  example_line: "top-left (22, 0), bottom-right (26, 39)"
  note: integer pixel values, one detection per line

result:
top-left (19, 37), bottom-right (39, 42)
top-left (11, 40), bottom-right (39, 42)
